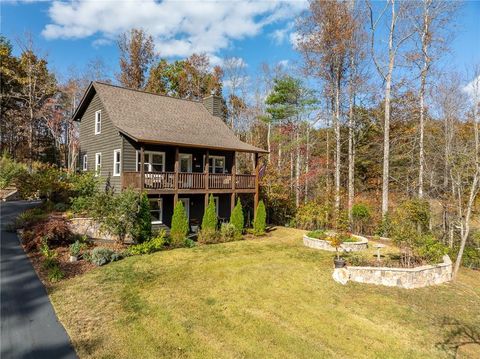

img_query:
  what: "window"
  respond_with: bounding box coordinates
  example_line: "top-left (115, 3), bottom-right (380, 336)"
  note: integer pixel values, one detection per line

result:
top-left (113, 149), bottom-right (121, 176)
top-left (149, 198), bottom-right (163, 224)
top-left (209, 156), bottom-right (225, 174)
top-left (95, 153), bottom-right (102, 176)
top-left (136, 151), bottom-right (165, 172)
top-left (83, 154), bottom-right (88, 171)
top-left (95, 110), bottom-right (101, 134)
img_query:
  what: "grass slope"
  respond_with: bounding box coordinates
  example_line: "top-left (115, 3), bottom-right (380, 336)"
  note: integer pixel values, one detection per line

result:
top-left (49, 227), bottom-right (480, 359)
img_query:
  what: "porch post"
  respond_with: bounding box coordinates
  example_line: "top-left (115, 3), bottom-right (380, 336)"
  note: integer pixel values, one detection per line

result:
top-left (140, 145), bottom-right (145, 190)
top-left (174, 147), bottom-right (179, 205)
top-left (204, 149), bottom-right (209, 209)
top-left (254, 152), bottom-right (260, 220)
top-left (231, 151), bottom-right (236, 214)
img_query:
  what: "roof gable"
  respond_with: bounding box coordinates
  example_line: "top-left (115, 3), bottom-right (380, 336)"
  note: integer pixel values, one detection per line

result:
top-left (73, 82), bottom-right (267, 153)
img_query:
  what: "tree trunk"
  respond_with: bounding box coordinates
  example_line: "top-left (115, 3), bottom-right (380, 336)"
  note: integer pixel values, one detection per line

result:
top-left (347, 55), bottom-right (355, 224)
top-left (267, 121), bottom-right (271, 164)
top-left (295, 129), bottom-right (301, 207)
top-left (305, 124), bottom-right (310, 204)
top-left (418, 0), bottom-right (430, 198)
top-left (381, 2), bottom-right (397, 217)
top-left (334, 70), bottom-right (341, 213)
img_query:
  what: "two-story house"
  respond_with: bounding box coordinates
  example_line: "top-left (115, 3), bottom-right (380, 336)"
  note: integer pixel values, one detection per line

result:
top-left (73, 82), bottom-right (267, 229)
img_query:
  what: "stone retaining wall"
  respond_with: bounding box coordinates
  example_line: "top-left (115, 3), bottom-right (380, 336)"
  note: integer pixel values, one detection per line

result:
top-left (303, 234), bottom-right (368, 252)
top-left (332, 255), bottom-right (452, 289)
top-left (69, 217), bottom-right (129, 242)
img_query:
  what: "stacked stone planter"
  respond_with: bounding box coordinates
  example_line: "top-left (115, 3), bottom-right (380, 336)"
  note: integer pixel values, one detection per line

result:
top-left (332, 255), bottom-right (453, 289)
top-left (303, 233), bottom-right (368, 252)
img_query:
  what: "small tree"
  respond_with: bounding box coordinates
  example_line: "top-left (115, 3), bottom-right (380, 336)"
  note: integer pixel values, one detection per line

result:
top-left (230, 198), bottom-right (244, 237)
top-left (202, 194), bottom-right (217, 231)
top-left (170, 201), bottom-right (189, 247)
top-left (253, 200), bottom-right (267, 236)
top-left (133, 192), bottom-right (151, 243)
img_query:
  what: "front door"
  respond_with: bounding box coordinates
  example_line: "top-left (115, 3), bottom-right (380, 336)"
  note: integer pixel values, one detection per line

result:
top-left (180, 198), bottom-right (190, 222)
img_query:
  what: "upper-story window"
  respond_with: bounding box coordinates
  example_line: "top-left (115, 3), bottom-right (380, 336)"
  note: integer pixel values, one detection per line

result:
top-left (95, 110), bottom-right (101, 134)
top-left (83, 154), bottom-right (88, 171)
top-left (136, 151), bottom-right (165, 172)
top-left (95, 152), bottom-right (102, 176)
top-left (113, 149), bottom-right (121, 176)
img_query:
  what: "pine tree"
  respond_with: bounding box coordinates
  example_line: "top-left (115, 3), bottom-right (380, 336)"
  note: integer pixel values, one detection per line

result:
top-left (230, 198), bottom-right (244, 237)
top-left (171, 201), bottom-right (189, 247)
top-left (253, 200), bottom-right (267, 236)
top-left (134, 192), bottom-right (151, 243)
top-left (202, 194), bottom-right (218, 231)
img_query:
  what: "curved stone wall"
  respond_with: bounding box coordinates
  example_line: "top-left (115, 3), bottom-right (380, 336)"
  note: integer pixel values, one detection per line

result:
top-left (303, 234), bottom-right (368, 252)
top-left (332, 255), bottom-right (453, 289)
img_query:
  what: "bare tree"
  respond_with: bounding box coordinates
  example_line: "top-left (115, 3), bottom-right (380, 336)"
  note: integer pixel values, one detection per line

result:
top-left (297, 0), bottom-right (354, 213)
top-left (367, 0), bottom-right (415, 216)
top-left (118, 28), bottom-right (155, 89)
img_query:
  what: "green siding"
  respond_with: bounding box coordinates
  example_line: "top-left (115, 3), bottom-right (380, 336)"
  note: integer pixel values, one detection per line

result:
top-left (79, 93), bottom-right (123, 192)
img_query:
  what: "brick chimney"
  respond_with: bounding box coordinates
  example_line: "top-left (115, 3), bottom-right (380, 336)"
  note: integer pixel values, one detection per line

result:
top-left (203, 93), bottom-right (225, 119)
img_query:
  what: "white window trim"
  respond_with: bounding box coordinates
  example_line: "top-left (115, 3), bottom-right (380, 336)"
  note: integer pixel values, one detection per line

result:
top-left (82, 154), bottom-right (88, 171)
top-left (113, 149), bottom-right (121, 176)
top-left (135, 150), bottom-right (166, 172)
top-left (150, 198), bottom-right (163, 224)
top-left (95, 152), bottom-right (102, 177)
top-left (95, 110), bottom-right (101, 135)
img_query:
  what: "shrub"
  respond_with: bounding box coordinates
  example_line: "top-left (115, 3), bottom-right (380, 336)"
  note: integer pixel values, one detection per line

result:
top-left (459, 246), bottom-right (480, 269)
top-left (306, 230), bottom-right (327, 240)
top-left (0, 153), bottom-right (26, 189)
top-left (16, 163), bottom-right (72, 202)
top-left (48, 265), bottom-right (64, 282)
top-left (127, 231), bottom-right (166, 255)
top-left (293, 201), bottom-right (332, 230)
top-left (90, 247), bottom-right (122, 266)
top-left (202, 194), bottom-right (218, 231)
top-left (336, 210), bottom-right (350, 232)
top-left (415, 235), bottom-right (448, 264)
top-left (198, 228), bottom-right (221, 244)
top-left (220, 223), bottom-right (236, 242)
top-left (376, 213), bottom-right (393, 237)
top-left (253, 200), bottom-right (266, 236)
top-left (32, 218), bottom-right (72, 245)
top-left (70, 196), bottom-right (92, 214)
top-left (132, 192), bottom-right (151, 243)
top-left (338, 232), bottom-right (358, 243)
top-left (230, 198), bottom-right (244, 237)
top-left (69, 240), bottom-right (85, 257)
top-left (15, 208), bottom-right (47, 228)
top-left (69, 172), bottom-right (99, 198)
top-left (170, 201), bottom-right (189, 247)
top-left (54, 202), bottom-right (68, 212)
top-left (184, 238), bottom-right (196, 248)
top-left (351, 203), bottom-right (371, 234)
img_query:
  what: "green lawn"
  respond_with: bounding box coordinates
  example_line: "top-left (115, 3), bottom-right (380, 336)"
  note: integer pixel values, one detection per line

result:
top-left (50, 227), bottom-right (480, 359)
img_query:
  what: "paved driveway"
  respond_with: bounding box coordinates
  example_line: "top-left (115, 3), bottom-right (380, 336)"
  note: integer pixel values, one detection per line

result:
top-left (1, 201), bottom-right (77, 359)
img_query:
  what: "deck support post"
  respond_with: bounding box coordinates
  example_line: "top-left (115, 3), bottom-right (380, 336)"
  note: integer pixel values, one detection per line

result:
top-left (140, 145), bottom-right (145, 190)
top-left (174, 147), bottom-right (179, 205)
top-left (231, 152), bottom-right (236, 215)
top-left (254, 153), bottom-right (260, 220)
top-left (204, 150), bottom-right (209, 209)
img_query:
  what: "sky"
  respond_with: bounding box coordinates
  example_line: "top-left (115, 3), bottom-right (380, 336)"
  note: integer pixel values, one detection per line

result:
top-left (2, 0), bottom-right (480, 91)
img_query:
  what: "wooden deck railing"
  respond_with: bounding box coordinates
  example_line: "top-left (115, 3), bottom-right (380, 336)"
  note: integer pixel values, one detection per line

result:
top-left (122, 171), bottom-right (255, 191)
top-left (236, 174), bottom-right (256, 189)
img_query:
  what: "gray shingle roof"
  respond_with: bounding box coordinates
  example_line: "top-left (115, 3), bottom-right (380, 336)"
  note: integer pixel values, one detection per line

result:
top-left (76, 82), bottom-right (267, 153)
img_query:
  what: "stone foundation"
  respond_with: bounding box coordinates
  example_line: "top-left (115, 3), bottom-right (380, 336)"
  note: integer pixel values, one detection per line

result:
top-left (332, 255), bottom-right (452, 289)
top-left (303, 234), bottom-right (368, 252)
